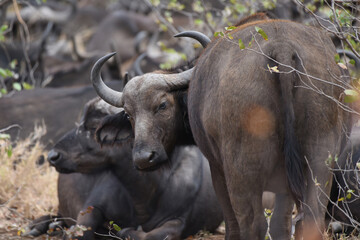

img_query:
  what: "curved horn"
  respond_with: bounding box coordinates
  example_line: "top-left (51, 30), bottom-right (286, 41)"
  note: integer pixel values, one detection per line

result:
top-left (166, 68), bottom-right (193, 90)
top-left (91, 53), bottom-right (123, 107)
top-left (337, 49), bottom-right (360, 69)
top-left (174, 31), bottom-right (211, 48)
top-left (133, 52), bottom-right (147, 76)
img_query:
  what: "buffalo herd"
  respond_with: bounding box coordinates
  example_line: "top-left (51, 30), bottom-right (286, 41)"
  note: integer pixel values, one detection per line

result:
top-left (1, 1), bottom-right (360, 240)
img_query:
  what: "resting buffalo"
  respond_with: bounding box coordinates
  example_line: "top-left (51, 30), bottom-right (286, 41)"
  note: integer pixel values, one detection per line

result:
top-left (91, 13), bottom-right (352, 239)
top-left (0, 81), bottom-right (121, 149)
top-left (47, 98), bottom-right (223, 240)
top-left (25, 171), bottom-right (135, 240)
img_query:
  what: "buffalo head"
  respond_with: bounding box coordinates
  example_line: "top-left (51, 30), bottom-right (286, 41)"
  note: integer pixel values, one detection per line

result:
top-left (48, 98), bottom-right (132, 173)
top-left (91, 31), bottom-right (210, 170)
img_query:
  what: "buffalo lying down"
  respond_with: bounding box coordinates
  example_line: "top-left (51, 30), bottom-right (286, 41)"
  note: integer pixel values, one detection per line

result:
top-left (46, 98), bottom-right (223, 240)
top-left (26, 171), bottom-right (135, 239)
top-left (91, 13), bottom-right (352, 239)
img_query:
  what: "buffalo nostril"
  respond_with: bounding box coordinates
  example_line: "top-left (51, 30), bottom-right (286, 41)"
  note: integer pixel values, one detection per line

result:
top-left (134, 150), bottom-right (157, 169)
top-left (47, 150), bottom-right (61, 163)
top-left (148, 151), bottom-right (155, 163)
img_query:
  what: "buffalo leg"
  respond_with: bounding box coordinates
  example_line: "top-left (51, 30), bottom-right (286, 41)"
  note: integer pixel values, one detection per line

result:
top-left (302, 138), bottom-right (336, 240)
top-left (269, 193), bottom-right (293, 240)
top-left (208, 161), bottom-right (241, 240)
top-left (70, 206), bottom-right (105, 240)
top-left (222, 139), bottom-right (279, 240)
top-left (119, 219), bottom-right (184, 240)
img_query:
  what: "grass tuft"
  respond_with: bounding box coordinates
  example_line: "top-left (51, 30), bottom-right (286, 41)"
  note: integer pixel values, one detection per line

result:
top-left (0, 126), bottom-right (58, 238)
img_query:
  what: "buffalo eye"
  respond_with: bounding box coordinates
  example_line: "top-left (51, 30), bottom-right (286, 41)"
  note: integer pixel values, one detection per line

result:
top-left (158, 102), bottom-right (167, 111)
top-left (124, 112), bottom-right (132, 120)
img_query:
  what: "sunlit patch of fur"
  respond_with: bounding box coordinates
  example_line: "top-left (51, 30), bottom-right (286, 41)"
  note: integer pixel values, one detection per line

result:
top-left (242, 105), bottom-right (275, 139)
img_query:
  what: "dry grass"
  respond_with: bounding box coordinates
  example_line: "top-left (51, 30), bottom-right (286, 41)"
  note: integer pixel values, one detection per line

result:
top-left (0, 126), bottom-right (59, 239)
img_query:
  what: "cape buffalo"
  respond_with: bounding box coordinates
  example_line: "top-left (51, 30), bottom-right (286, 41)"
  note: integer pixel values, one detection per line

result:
top-left (91, 14), bottom-right (352, 239)
top-left (25, 171), bottom-right (135, 240)
top-left (47, 98), bottom-right (223, 240)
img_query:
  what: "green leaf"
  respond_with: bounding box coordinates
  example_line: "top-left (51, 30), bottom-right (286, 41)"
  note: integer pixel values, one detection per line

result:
top-left (1, 88), bottom-right (7, 94)
top-left (225, 26), bottom-right (236, 31)
top-left (228, 34), bottom-right (233, 40)
top-left (334, 54), bottom-right (340, 63)
top-left (0, 68), bottom-right (14, 78)
top-left (159, 24), bottom-right (168, 32)
top-left (248, 37), bottom-right (254, 47)
top-left (194, 19), bottom-right (203, 26)
top-left (5, 69), bottom-right (13, 77)
top-left (346, 193), bottom-right (352, 199)
top-left (350, 59), bottom-right (355, 65)
top-left (262, 0), bottom-right (276, 10)
top-left (113, 224), bottom-right (121, 232)
top-left (160, 62), bottom-right (172, 70)
top-left (10, 59), bottom-right (17, 69)
top-left (344, 89), bottom-right (359, 103)
top-left (0, 25), bottom-right (8, 32)
top-left (150, 0), bottom-right (160, 6)
top-left (22, 82), bottom-right (33, 90)
top-left (255, 26), bottom-right (268, 40)
top-left (7, 145), bottom-right (12, 158)
top-left (0, 133), bottom-right (10, 139)
top-left (109, 221), bottom-right (114, 225)
top-left (13, 82), bottom-right (22, 91)
top-left (238, 39), bottom-right (245, 49)
top-left (0, 68), bottom-right (7, 77)
top-left (214, 31), bottom-right (224, 37)
top-left (180, 53), bottom-right (187, 61)
top-left (305, 3), bottom-right (317, 12)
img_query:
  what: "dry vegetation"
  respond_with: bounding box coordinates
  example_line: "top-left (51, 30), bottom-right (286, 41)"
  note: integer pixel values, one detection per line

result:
top-left (0, 126), bottom-right (59, 239)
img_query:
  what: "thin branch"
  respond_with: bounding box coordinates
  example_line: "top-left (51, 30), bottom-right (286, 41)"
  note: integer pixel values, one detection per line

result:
top-left (0, 124), bottom-right (21, 133)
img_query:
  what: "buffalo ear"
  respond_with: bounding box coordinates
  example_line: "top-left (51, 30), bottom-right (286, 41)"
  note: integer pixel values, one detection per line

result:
top-left (95, 111), bottom-right (133, 146)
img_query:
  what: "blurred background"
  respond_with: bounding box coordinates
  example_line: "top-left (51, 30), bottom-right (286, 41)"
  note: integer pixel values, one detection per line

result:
top-left (0, 0), bottom-right (359, 239)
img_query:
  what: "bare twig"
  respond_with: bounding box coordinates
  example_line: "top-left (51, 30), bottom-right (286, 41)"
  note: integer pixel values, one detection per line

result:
top-left (0, 124), bottom-right (21, 133)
